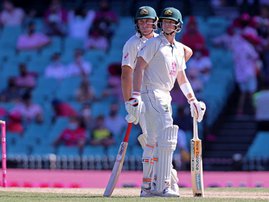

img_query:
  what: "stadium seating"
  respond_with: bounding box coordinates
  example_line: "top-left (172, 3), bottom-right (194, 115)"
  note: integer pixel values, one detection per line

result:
top-left (246, 132), bottom-right (269, 159)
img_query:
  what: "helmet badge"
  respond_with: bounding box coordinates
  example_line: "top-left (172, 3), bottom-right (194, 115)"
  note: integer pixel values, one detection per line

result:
top-left (140, 8), bottom-right (149, 15)
top-left (164, 9), bottom-right (173, 16)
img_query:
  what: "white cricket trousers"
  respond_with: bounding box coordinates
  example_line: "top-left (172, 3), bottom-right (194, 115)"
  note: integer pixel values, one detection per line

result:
top-left (141, 86), bottom-right (173, 145)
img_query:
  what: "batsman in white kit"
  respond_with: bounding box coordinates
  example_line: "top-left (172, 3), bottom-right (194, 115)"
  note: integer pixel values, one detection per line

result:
top-left (126, 7), bottom-right (206, 197)
top-left (122, 6), bottom-right (193, 197)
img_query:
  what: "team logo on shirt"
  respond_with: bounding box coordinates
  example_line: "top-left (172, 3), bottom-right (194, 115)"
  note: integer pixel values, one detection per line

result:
top-left (169, 61), bottom-right (177, 77)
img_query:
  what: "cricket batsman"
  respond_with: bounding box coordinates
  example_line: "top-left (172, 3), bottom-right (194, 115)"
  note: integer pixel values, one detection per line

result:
top-left (126, 7), bottom-right (206, 197)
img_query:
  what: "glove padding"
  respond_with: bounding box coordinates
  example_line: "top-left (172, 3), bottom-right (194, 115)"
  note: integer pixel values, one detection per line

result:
top-left (190, 100), bottom-right (206, 122)
top-left (125, 93), bottom-right (144, 125)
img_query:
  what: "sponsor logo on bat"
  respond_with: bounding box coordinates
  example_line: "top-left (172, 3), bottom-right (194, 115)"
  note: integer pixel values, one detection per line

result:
top-left (194, 141), bottom-right (201, 157)
top-left (116, 143), bottom-right (126, 161)
top-left (195, 173), bottom-right (202, 190)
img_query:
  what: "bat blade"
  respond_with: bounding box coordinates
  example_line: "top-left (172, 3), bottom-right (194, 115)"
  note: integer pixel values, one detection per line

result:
top-left (103, 142), bottom-right (128, 197)
top-left (191, 118), bottom-right (204, 197)
top-left (191, 139), bottom-right (204, 197)
top-left (103, 123), bottom-right (132, 197)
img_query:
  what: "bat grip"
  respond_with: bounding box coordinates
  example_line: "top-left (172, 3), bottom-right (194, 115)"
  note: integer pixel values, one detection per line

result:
top-left (193, 117), bottom-right (198, 139)
top-left (123, 123), bottom-right (132, 142)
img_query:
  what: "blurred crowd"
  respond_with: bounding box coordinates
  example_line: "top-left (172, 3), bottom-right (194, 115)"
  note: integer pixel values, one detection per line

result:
top-left (0, 0), bottom-right (123, 155)
top-left (212, 5), bottom-right (269, 119)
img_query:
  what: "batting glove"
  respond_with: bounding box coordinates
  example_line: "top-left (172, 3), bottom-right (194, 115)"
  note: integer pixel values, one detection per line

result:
top-left (190, 100), bottom-right (206, 122)
top-left (125, 92), bottom-right (144, 125)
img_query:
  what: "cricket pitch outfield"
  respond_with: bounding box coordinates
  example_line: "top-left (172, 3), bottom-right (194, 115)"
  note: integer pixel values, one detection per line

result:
top-left (0, 187), bottom-right (268, 202)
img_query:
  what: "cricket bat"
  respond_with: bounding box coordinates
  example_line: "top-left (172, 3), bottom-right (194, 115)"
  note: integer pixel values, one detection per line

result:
top-left (103, 123), bottom-right (132, 197)
top-left (191, 117), bottom-right (204, 197)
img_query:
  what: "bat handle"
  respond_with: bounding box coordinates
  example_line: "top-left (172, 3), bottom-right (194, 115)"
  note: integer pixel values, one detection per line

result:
top-left (123, 123), bottom-right (132, 142)
top-left (193, 117), bottom-right (198, 139)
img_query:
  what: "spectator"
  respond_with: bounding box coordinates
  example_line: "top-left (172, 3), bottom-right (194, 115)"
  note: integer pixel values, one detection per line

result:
top-left (0, 0), bottom-right (25, 27)
top-left (234, 34), bottom-right (259, 115)
top-left (11, 92), bottom-right (43, 124)
top-left (44, 0), bottom-right (68, 36)
top-left (212, 25), bottom-right (235, 49)
top-left (90, 115), bottom-right (115, 147)
top-left (67, 49), bottom-right (92, 77)
top-left (235, 13), bottom-right (262, 48)
top-left (254, 5), bottom-right (269, 82)
top-left (6, 111), bottom-right (24, 134)
top-left (16, 21), bottom-right (51, 51)
top-left (15, 63), bottom-right (37, 92)
top-left (80, 102), bottom-right (93, 129)
top-left (94, 0), bottom-right (118, 24)
top-left (75, 77), bottom-right (95, 103)
top-left (213, 26), bottom-right (259, 115)
top-left (92, 0), bottom-right (118, 42)
top-left (181, 16), bottom-right (207, 53)
top-left (187, 48), bottom-right (212, 85)
top-left (253, 81), bottom-right (269, 131)
top-left (51, 99), bottom-right (77, 122)
top-left (104, 103), bottom-right (125, 137)
top-left (0, 77), bottom-right (21, 102)
top-left (68, 7), bottom-right (95, 40)
top-left (102, 62), bottom-right (121, 101)
top-left (53, 116), bottom-right (87, 154)
top-left (45, 52), bottom-right (68, 80)
top-left (85, 28), bottom-right (109, 52)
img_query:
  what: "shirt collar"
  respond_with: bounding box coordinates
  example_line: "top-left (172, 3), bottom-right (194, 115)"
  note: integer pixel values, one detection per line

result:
top-left (159, 32), bottom-right (176, 47)
top-left (136, 32), bottom-right (158, 42)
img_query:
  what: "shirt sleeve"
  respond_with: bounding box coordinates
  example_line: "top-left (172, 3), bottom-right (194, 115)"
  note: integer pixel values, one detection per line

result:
top-left (121, 41), bottom-right (137, 69)
top-left (137, 38), bottom-right (159, 65)
top-left (177, 43), bottom-right (187, 71)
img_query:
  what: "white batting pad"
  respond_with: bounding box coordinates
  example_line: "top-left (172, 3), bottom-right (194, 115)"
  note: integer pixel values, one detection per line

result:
top-left (171, 168), bottom-right (178, 185)
top-left (156, 125), bottom-right (178, 193)
top-left (142, 143), bottom-right (155, 188)
top-left (171, 168), bottom-right (179, 193)
top-left (152, 147), bottom-right (158, 190)
top-left (139, 114), bottom-right (147, 134)
top-left (138, 133), bottom-right (147, 148)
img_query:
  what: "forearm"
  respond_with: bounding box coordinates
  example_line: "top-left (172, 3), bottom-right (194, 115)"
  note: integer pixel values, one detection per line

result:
top-left (182, 44), bottom-right (193, 62)
top-left (121, 66), bottom-right (133, 101)
top-left (177, 71), bottom-right (196, 102)
top-left (133, 57), bottom-right (146, 92)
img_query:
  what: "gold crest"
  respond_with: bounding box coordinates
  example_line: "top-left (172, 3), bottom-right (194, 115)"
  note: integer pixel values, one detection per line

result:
top-left (164, 9), bottom-right (173, 16)
top-left (140, 8), bottom-right (149, 15)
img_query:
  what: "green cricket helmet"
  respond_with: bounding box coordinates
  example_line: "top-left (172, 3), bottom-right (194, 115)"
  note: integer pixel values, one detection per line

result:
top-left (134, 6), bottom-right (158, 34)
top-left (159, 7), bottom-right (183, 24)
top-left (135, 6), bottom-right (158, 22)
top-left (159, 7), bottom-right (183, 33)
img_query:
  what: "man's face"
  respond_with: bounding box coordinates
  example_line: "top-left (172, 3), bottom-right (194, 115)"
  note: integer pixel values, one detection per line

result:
top-left (137, 19), bottom-right (155, 36)
top-left (162, 19), bottom-right (178, 34)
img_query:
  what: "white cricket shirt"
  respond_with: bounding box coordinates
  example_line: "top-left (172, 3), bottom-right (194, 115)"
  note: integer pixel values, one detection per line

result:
top-left (121, 32), bottom-right (158, 69)
top-left (138, 33), bottom-right (186, 92)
